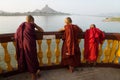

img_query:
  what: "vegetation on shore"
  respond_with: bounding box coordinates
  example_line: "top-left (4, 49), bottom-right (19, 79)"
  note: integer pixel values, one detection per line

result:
top-left (104, 17), bottom-right (120, 22)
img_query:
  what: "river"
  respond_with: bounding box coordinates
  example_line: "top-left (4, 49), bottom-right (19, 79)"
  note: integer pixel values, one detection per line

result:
top-left (0, 15), bottom-right (120, 33)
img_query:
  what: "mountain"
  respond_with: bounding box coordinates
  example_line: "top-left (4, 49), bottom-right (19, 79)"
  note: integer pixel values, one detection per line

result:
top-left (32, 5), bottom-right (69, 15)
top-left (0, 10), bottom-right (6, 13)
top-left (33, 9), bottom-right (41, 12)
top-left (40, 5), bottom-right (57, 13)
top-left (0, 5), bottom-right (70, 16)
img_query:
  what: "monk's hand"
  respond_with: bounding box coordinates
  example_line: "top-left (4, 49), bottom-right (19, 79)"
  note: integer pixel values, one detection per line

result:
top-left (34, 23), bottom-right (37, 26)
top-left (66, 53), bottom-right (70, 55)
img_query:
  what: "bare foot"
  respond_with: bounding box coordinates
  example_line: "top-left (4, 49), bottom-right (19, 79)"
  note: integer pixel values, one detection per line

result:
top-left (36, 70), bottom-right (41, 78)
top-left (69, 66), bottom-right (74, 73)
top-left (31, 73), bottom-right (37, 80)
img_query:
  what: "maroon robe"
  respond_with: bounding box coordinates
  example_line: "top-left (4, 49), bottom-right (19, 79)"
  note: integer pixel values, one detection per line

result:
top-left (84, 27), bottom-right (105, 62)
top-left (61, 24), bottom-right (82, 67)
top-left (15, 22), bottom-right (39, 73)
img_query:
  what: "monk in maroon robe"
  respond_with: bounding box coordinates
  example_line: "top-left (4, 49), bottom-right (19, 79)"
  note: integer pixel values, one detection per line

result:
top-left (59, 17), bottom-right (83, 72)
top-left (15, 15), bottom-right (44, 80)
top-left (84, 24), bottom-right (105, 64)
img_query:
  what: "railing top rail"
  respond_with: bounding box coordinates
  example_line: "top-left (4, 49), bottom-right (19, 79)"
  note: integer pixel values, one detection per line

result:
top-left (0, 32), bottom-right (120, 43)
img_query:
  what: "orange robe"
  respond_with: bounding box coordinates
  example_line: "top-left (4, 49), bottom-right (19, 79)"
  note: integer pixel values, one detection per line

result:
top-left (61, 24), bottom-right (82, 67)
top-left (84, 27), bottom-right (105, 62)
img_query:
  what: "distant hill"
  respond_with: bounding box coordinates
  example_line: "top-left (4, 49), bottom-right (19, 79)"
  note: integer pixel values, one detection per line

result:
top-left (0, 10), bottom-right (4, 13)
top-left (103, 17), bottom-right (120, 22)
top-left (28, 5), bottom-right (70, 16)
top-left (0, 5), bottom-right (70, 16)
top-left (0, 10), bottom-right (8, 14)
top-left (98, 13), bottom-right (120, 22)
top-left (40, 5), bottom-right (57, 13)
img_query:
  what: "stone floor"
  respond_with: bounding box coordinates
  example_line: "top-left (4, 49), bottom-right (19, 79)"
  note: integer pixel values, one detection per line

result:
top-left (1, 67), bottom-right (120, 80)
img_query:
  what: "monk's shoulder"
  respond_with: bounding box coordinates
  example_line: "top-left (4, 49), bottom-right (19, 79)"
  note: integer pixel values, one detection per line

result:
top-left (73, 24), bottom-right (83, 32)
top-left (19, 22), bottom-right (25, 26)
top-left (64, 25), bottom-right (67, 28)
top-left (64, 25), bottom-right (70, 30)
top-left (17, 22), bottom-right (25, 30)
top-left (73, 24), bottom-right (80, 29)
top-left (96, 28), bottom-right (102, 31)
top-left (73, 24), bottom-right (78, 27)
top-left (85, 29), bottom-right (90, 33)
top-left (26, 22), bottom-right (36, 28)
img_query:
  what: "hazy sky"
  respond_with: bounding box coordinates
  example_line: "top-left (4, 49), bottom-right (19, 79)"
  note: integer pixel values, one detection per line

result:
top-left (0, 0), bottom-right (120, 15)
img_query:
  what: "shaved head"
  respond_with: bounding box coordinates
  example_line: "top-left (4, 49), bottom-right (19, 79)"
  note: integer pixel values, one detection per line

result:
top-left (90, 24), bottom-right (96, 28)
top-left (26, 15), bottom-right (34, 22)
top-left (65, 17), bottom-right (72, 24)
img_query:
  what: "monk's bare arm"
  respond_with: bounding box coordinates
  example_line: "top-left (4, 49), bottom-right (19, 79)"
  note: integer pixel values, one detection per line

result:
top-left (58, 27), bottom-right (65, 32)
top-left (78, 27), bottom-right (83, 32)
top-left (34, 24), bottom-right (44, 32)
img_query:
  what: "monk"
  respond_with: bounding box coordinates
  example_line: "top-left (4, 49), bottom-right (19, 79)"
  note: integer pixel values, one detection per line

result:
top-left (59, 17), bottom-right (83, 72)
top-left (15, 15), bottom-right (44, 80)
top-left (84, 24), bottom-right (105, 64)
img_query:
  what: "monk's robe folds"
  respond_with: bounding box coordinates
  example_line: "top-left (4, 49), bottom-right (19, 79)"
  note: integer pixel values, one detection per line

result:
top-left (61, 24), bottom-right (82, 67)
top-left (84, 27), bottom-right (105, 62)
top-left (15, 22), bottom-right (39, 73)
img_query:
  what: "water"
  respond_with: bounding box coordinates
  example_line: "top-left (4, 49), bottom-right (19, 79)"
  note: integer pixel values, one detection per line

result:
top-left (0, 15), bottom-right (120, 70)
top-left (0, 15), bottom-right (120, 33)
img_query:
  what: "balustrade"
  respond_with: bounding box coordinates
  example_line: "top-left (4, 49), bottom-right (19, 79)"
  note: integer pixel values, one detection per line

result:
top-left (0, 32), bottom-right (120, 74)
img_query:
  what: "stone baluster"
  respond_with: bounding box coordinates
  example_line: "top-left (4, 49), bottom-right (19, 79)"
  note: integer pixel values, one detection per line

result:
top-left (1, 43), bottom-right (13, 71)
top-left (97, 41), bottom-right (104, 63)
top-left (109, 40), bottom-right (118, 63)
top-left (0, 56), bottom-right (3, 73)
top-left (114, 41), bottom-right (120, 64)
top-left (81, 48), bottom-right (86, 63)
top-left (37, 40), bottom-right (43, 66)
top-left (13, 42), bottom-right (18, 68)
top-left (55, 39), bottom-right (60, 64)
top-left (78, 39), bottom-right (82, 63)
top-left (102, 40), bottom-right (112, 63)
top-left (13, 42), bottom-right (16, 59)
top-left (46, 39), bottom-right (52, 65)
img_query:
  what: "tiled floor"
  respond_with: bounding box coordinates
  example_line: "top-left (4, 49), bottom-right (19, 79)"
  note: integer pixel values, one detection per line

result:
top-left (1, 67), bottom-right (120, 80)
